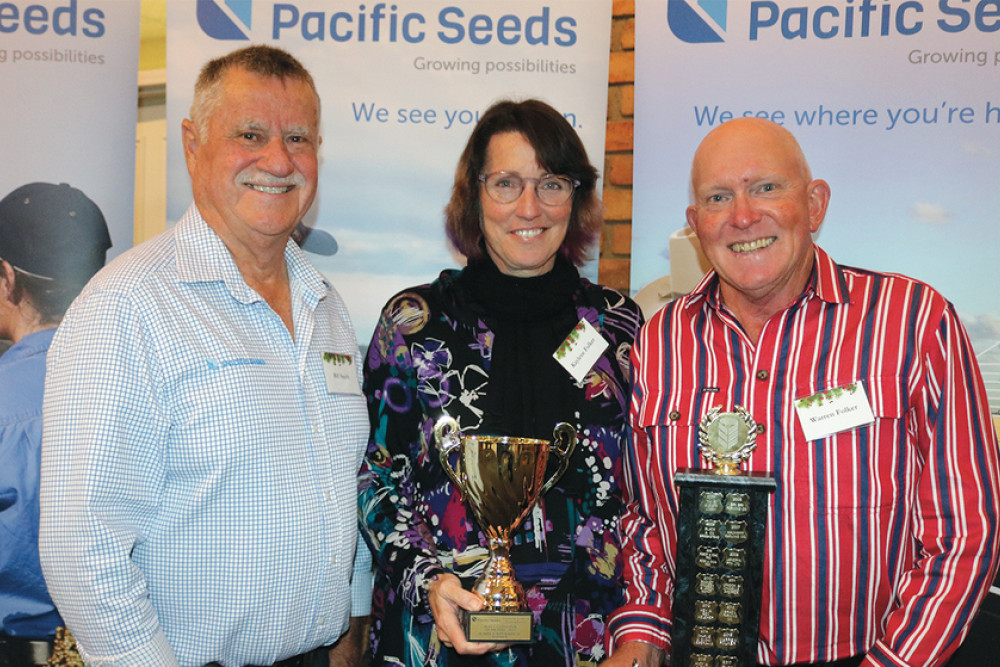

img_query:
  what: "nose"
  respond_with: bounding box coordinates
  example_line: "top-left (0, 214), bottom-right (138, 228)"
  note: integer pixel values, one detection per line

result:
top-left (258, 137), bottom-right (295, 177)
top-left (730, 192), bottom-right (761, 229)
top-left (514, 183), bottom-right (542, 219)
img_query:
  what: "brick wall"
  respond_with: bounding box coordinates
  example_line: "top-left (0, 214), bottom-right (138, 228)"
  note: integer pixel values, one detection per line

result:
top-left (599, 0), bottom-right (635, 293)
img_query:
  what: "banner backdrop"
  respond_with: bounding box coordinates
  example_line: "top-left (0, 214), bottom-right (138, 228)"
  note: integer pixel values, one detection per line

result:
top-left (0, 0), bottom-right (140, 261)
top-left (167, 0), bottom-right (613, 345)
top-left (632, 0), bottom-right (1000, 412)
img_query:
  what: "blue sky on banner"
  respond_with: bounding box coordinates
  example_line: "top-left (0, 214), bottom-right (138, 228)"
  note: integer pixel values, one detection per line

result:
top-left (167, 0), bottom-right (612, 346)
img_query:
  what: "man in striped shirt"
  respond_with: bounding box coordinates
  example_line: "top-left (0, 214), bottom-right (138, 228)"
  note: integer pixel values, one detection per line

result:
top-left (604, 118), bottom-right (1000, 667)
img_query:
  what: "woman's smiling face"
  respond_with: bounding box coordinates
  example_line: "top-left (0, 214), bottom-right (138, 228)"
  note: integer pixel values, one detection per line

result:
top-left (479, 132), bottom-right (571, 277)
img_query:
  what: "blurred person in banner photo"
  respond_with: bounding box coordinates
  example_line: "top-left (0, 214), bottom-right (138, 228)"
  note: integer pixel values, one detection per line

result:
top-left (38, 45), bottom-right (372, 667)
top-left (358, 99), bottom-right (645, 666)
top-left (601, 118), bottom-right (1000, 667)
top-left (0, 182), bottom-right (110, 667)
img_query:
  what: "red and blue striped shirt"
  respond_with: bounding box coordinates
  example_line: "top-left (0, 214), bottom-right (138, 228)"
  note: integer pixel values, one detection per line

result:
top-left (609, 246), bottom-right (1000, 666)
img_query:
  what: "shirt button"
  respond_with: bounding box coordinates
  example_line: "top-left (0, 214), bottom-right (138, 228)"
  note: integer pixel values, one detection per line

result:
top-left (324, 490), bottom-right (332, 502)
top-left (668, 410), bottom-right (681, 421)
top-left (756, 370), bottom-right (769, 381)
top-left (312, 423), bottom-right (320, 434)
top-left (755, 423), bottom-right (766, 435)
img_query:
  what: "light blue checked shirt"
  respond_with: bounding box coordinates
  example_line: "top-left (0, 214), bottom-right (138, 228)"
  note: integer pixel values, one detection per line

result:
top-left (39, 205), bottom-right (372, 667)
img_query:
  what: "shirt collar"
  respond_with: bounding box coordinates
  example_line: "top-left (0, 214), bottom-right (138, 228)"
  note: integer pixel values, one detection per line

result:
top-left (810, 245), bottom-right (851, 305)
top-left (174, 204), bottom-right (330, 305)
top-left (0, 328), bottom-right (56, 366)
top-left (684, 244), bottom-right (849, 314)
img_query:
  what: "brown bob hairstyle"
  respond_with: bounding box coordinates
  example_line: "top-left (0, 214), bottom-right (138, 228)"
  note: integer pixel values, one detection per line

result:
top-left (444, 99), bottom-right (602, 267)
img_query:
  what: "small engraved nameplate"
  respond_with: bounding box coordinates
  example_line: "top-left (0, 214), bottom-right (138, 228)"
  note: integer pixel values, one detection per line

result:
top-left (699, 518), bottom-right (723, 541)
top-left (720, 574), bottom-right (744, 598)
top-left (694, 600), bottom-right (718, 623)
top-left (700, 491), bottom-right (724, 514)
top-left (696, 546), bottom-right (721, 569)
top-left (724, 493), bottom-right (749, 516)
top-left (696, 573), bottom-right (718, 596)
top-left (722, 548), bottom-right (746, 570)
top-left (719, 601), bottom-right (742, 625)
top-left (724, 520), bottom-right (748, 543)
top-left (716, 627), bottom-right (739, 651)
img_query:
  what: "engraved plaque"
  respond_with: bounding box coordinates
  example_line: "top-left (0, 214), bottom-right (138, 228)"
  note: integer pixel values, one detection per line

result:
top-left (696, 546), bottom-right (721, 569)
top-left (694, 600), bottom-right (718, 623)
top-left (692, 626), bottom-right (716, 649)
top-left (722, 548), bottom-right (746, 570)
top-left (690, 655), bottom-right (714, 667)
top-left (716, 627), bottom-right (739, 651)
top-left (699, 518), bottom-right (722, 541)
top-left (696, 573), bottom-right (718, 596)
top-left (724, 520), bottom-right (748, 543)
top-left (700, 491), bottom-right (724, 514)
top-left (716, 656), bottom-right (739, 667)
top-left (720, 575), bottom-right (744, 598)
top-left (719, 602), bottom-right (741, 625)
top-left (724, 492), bottom-right (750, 516)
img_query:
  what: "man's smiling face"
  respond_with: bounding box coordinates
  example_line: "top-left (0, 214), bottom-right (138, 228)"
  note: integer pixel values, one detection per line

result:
top-left (183, 67), bottom-right (320, 248)
top-left (686, 118), bottom-right (830, 315)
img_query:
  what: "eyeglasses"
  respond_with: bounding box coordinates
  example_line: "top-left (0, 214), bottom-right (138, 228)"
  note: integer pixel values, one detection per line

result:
top-left (478, 171), bottom-right (579, 206)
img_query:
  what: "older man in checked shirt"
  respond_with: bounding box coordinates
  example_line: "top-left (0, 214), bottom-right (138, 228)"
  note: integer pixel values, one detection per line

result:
top-left (38, 46), bottom-right (370, 667)
top-left (603, 118), bottom-right (1000, 667)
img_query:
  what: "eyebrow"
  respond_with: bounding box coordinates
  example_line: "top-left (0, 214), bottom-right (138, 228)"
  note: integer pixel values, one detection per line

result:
top-left (231, 120), bottom-right (316, 136)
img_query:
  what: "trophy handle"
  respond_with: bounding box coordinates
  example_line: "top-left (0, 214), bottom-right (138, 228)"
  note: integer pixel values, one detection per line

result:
top-left (434, 416), bottom-right (466, 496)
top-left (539, 423), bottom-right (577, 496)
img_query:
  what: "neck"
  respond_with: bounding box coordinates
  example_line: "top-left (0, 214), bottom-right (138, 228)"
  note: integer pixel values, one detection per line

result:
top-left (199, 209), bottom-right (295, 336)
top-left (241, 260), bottom-right (293, 338)
top-left (717, 256), bottom-right (815, 345)
top-left (5, 307), bottom-right (54, 344)
top-left (719, 284), bottom-right (800, 346)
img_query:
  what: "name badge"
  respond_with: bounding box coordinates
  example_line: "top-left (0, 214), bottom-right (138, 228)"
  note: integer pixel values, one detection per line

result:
top-left (795, 382), bottom-right (875, 441)
top-left (322, 352), bottom-right (362, 395)
top-left (553, 319), bottom-right (609, 383)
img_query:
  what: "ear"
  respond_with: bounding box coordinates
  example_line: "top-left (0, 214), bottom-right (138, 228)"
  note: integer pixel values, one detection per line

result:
top-left (0, 262), bottom-right (15, 303)
top-left (181, 119), bottom-right (200, 175)
top-left (806, 179), bottom-right (831, 233)
top-left (686, 205), bottom-right (701, 237)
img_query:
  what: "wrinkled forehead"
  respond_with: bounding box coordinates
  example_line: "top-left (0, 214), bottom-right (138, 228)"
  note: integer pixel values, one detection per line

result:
top-left (691, 119), bottom-right (810, 190)
top-left (218, 69), bottom-right (320, 123)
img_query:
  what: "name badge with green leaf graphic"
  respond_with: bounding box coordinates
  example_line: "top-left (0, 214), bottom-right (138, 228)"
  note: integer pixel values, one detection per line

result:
top-left (321, 352), bottom-right (362, 395)
top-left (553, 319), bottom-right (608, 383)
top-left (794, 382), bottom-right (874, 441)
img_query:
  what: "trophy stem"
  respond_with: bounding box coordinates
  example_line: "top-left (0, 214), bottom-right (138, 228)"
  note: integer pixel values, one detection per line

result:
top-left (473, 534), bottom-right (525, 613)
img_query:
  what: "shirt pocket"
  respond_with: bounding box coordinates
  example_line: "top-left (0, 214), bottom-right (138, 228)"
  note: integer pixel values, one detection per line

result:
top-left (633, 389), bottom-right (708, 472)
top-left (791, 375), bottom-right (909, 511)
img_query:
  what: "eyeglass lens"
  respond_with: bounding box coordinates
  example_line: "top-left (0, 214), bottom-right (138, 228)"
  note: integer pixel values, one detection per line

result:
top-left (482, 173), bottom-right (575, 205)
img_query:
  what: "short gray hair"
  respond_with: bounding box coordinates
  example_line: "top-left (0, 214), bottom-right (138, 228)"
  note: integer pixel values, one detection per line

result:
top-left (189, 45), bottom-right (320, 140)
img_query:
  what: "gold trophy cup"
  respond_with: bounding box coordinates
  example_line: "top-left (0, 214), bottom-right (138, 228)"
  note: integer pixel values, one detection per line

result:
top-left (433, 415), bottom-right (577, 643)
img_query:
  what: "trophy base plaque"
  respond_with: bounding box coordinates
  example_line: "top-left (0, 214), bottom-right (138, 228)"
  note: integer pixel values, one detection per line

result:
top-left (672, 469), bottom-right (775, 667)
top-left (461, 610), bottom-right (534, 643)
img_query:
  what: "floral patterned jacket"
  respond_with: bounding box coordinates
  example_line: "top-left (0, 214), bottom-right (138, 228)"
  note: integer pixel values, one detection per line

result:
top-left (359, 268), bottom-right (643, 666)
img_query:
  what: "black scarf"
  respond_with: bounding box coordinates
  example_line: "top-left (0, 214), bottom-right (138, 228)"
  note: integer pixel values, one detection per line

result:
top-left (458, 254), bottom-right (581, 440)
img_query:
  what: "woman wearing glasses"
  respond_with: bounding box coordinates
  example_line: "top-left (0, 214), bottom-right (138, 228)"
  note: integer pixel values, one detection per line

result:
top-left (359, 99), bottom-right (643, 666)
